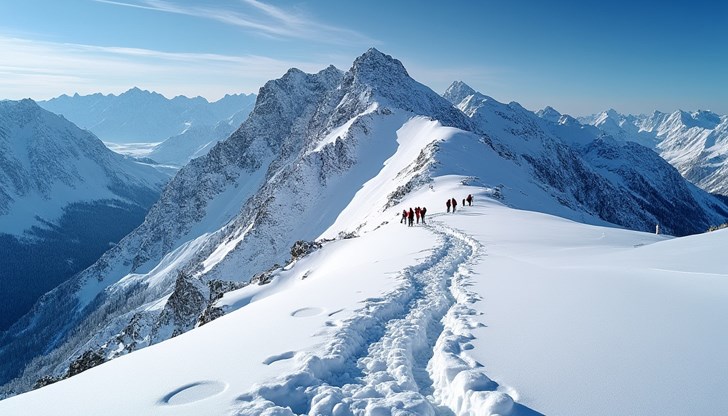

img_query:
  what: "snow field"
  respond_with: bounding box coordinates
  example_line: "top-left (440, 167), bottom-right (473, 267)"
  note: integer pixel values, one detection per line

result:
top-left (438, 199), bottom-right (728, 416)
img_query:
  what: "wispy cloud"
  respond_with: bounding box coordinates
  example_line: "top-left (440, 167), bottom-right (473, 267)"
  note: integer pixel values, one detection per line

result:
top-left (93, 0), bottom-right (377, 45)
top-left (0, 35), bottom-right (333, 100)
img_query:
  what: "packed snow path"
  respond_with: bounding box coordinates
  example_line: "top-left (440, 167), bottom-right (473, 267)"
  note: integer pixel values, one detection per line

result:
top-left (234, 219), bottom-right (517, 416)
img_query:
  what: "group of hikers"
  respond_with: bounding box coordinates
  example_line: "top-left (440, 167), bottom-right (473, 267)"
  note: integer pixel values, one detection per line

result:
top-left (401, 206), bottom-right (427, 226)
top-left (446, 194), bottom-right (473, 213)
top-left (401, 194), bottom-right (474, 226)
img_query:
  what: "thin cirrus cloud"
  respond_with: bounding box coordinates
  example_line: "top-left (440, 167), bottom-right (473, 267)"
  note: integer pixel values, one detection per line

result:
top-left (93, 0), bottom-right (378, 45)
top-left (0, 35), bottom-right (330, 100)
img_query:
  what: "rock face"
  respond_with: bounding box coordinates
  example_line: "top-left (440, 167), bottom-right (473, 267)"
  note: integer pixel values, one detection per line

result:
top-left (579, 108), bottom-right (728, 196)
top-left (2, 50), bottom-right (727, 398)
top-left (39, 89), bottom-right (257, 143)
top-left (0, 99), bottom-right (168, 332)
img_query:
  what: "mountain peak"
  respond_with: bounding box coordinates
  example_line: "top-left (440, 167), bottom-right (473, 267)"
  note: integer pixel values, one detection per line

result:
top-left (350, 48), bottom-right (409, 81)
top-left (536, 105), bottom-right (562, 123)
top-left (443, 81), bottom-right (476, 105)
top-left (604, 108), bottom-right (621, 119)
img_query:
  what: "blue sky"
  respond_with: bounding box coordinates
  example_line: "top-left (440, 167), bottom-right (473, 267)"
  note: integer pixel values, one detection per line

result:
top-left (0, 0), bottom-right (726, 115)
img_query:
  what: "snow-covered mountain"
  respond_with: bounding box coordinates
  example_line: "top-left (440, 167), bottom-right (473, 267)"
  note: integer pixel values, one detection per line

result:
top-left (146, 108), bottom-right (252, 167)
top-left (2, 49), bottom-right (727, 415)
top-left (0, 99), bottom-right (169, 331)
top-left (579, 108), bottom-right (728, 195)
top-left (447, 81), bottom-right (728, 236)
top-left (39, 89), bottom-right (256, 143)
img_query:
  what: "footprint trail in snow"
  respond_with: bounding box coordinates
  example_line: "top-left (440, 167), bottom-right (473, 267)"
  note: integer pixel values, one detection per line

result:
top-left (233, 221), bottom-right (517, 416)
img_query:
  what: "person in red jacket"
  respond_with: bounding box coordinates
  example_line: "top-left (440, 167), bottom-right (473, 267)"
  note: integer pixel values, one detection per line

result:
top-left (415, 207), bottom-right (421, 224)
top-left (446, 199), bottom-right (451, 213)
top-left (451, 197), bottom-right (457, 212)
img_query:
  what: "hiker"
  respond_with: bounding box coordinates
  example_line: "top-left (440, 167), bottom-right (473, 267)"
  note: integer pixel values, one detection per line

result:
top-left (446, 199), bottom-right (451, 213)
top-left (401, 209), bottom-right (407, 224)
top-left (466, 194), bottom-right (472, 206)
top-left (421, 207), bottom-right (427, 224)
top-left (462, 198), bottom-right (466, 207)
top-left (415, 207), bottom-right (421, 224)
top-left (408, 208), bottom-right (415, 227)
top-left (452, 198), bottom-right (457, 212)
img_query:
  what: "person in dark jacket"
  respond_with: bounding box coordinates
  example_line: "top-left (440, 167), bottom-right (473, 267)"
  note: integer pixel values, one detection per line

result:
top-left (401, 209), bottom-right (408, 224)
top-left (451, 197), bottom-right (457, 212)
top-left (421, 207), bottom-right (427, 224)
top-left (462, 198), bottom-right (466, 207)
top-left (446, 199), bottom-right (451, 213)
top-left (415, 207), bottom-right (421, 224)
top-left (466, 194), bottom-right (472, 206)
top-left (408, 208), bottom-right (415, 227)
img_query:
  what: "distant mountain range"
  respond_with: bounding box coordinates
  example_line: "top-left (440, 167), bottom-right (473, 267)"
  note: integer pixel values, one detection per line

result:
top-left (38, 88), bottom-right (256, 144)
top-left (0, 99), bottom-right (170, 332)
top-left (578, 108), bottom-right (728, 196)
top-left (2, 49), bottom-right (726, 401)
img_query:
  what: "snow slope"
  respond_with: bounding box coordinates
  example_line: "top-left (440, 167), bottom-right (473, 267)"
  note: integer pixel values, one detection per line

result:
top-left (2, 176), bottom-right (726, 416)
top-left (0, 99), bottom-right (168, 235)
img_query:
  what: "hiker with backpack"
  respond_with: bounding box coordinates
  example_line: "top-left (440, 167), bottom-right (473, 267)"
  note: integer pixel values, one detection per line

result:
top-left (446, 199), bottom-right (451, 213)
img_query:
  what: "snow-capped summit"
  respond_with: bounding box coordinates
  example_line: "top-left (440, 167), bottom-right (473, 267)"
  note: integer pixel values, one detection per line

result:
top-left (343, 49), bottom-right (470, 130)
top-left (536, 105), bottom-right (562, 123)
top-left (442, 80), bottom-right (477, 104)
top-left (0, 98), bottom-right (169, 332)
